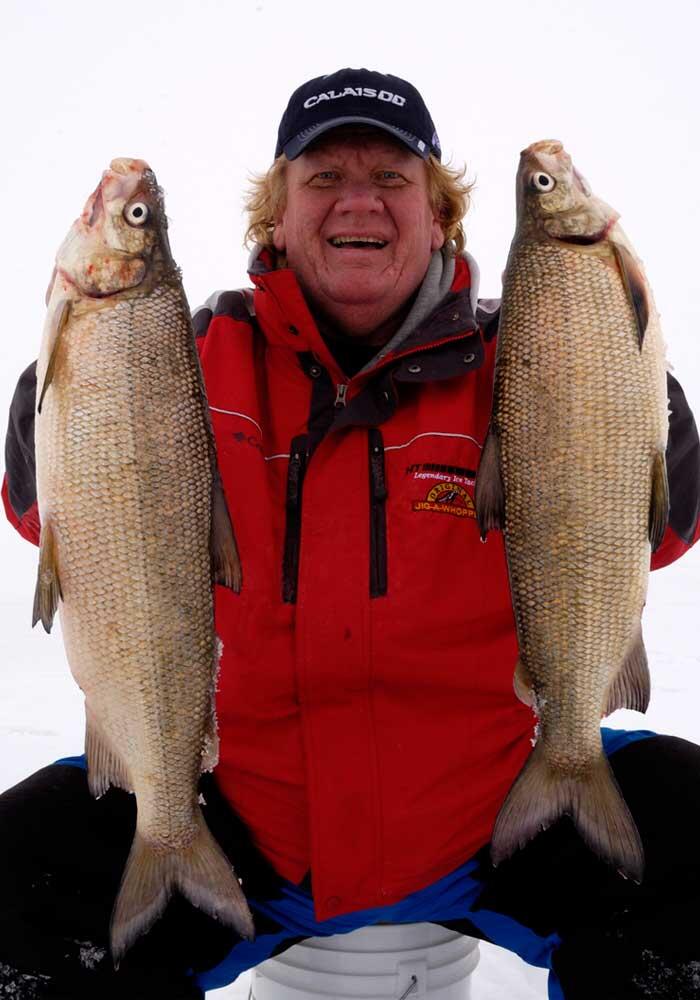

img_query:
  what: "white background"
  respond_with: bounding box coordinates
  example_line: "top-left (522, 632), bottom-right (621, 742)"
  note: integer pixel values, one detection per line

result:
top-left (1, 2), bottom-right (699, 996)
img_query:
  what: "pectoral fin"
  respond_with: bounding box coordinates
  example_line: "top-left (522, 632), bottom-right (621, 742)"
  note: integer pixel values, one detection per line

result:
top-left (611, 242), bottom-right (649, 350)
top-left (649, 448), bottom-right (669, 551)
top-left (37, 299), bottom-right (71, 414)
top-left (32, 519), bottom-right (62, 632)
top-left (475, 426), bottom-right (505, 540)
top-left (211, 472), bottom-right (242, 592)
top-left (45, 267), bottom-right (57, 307)
top-left (604, 626), bottom-right (650, 715)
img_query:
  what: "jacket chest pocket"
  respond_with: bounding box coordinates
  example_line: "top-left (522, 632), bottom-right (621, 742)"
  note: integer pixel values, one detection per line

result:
top-left (384, 433), bottom-right (485, 595)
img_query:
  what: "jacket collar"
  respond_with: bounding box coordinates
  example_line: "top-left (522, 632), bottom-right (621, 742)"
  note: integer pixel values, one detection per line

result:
top-left (247, 245), bottom-right (480, 381)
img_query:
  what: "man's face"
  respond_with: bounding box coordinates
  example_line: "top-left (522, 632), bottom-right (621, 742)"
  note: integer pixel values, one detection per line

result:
top-left (272, 131), bottom-right (445, 335)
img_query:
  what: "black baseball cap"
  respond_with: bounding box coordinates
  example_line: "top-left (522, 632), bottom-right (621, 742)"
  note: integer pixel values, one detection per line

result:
top-left (275, 68), bottom-right (442, 162)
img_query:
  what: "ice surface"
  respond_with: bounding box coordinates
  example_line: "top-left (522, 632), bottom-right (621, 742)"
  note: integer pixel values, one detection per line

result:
top-left (76, 942), bottom-right (107, 971)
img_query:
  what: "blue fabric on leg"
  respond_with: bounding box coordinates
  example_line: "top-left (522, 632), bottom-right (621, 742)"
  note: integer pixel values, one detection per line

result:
top-left (600, 726), bottom-right (656, 756)
top-left (195, 856), bottom-right (564, 991)
top-left (53, 728), bottom-right (658, 995)
top-left (55, 754), bottom-right (87, 769)
top-left (196, 727), bottom-right (658, 992)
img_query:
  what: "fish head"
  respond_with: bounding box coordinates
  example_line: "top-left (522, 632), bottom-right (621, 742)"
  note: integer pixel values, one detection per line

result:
top-left (56, 158), bottom-right (176, 298)
top-left (515, 140), bottom-right (618, 245)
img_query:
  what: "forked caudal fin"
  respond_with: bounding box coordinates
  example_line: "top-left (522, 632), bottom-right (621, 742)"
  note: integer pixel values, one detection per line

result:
top-left (110, 810), bottom-right (255, 964)
top-left (490, 743), bottom-right (644, 882)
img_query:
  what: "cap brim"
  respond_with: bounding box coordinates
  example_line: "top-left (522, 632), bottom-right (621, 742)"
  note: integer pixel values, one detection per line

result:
top-left (281, 116), bottom-right (432, 160)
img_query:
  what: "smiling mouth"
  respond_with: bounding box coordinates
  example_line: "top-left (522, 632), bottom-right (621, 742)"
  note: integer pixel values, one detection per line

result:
top-left (328, 236), bottom-right (388, 249)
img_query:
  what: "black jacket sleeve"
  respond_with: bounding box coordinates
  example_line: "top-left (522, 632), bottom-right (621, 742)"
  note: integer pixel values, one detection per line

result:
top-left (3, 362), bottom-right (40, 543)
top-left (664, 372), bottom-right (700, 547)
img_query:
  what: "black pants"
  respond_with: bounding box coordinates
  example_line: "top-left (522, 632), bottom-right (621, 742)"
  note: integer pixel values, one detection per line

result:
top-left (1, 735), bottom-right (699, 999)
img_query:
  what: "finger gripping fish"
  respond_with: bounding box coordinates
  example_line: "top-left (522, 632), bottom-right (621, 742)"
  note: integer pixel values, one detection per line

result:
top-left (33, 158), bottom-right (253, 960)
top-left (476, 140), bottom-right (669, 881)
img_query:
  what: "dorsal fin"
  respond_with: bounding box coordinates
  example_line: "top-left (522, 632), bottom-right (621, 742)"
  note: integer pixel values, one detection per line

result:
top-left (611, 242), bottom-right (649, 350)
top-left (37, 299), bottom-right (71, 414)
top-left (475, 427), bottom-right (505, 539)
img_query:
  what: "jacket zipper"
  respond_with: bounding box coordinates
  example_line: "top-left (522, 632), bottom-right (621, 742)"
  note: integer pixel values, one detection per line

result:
top-left (282, 434), bottom-right (308, 603)
top-left (330, 328), bottom-right (477, 410)
top-left (284, 332), bottom-right (475, 601)
top-left (368, 428), bottom-right (388, 597)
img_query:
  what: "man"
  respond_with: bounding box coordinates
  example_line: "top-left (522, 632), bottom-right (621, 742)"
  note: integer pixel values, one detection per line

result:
top-left (2, 68), bottom-right (700, 1000)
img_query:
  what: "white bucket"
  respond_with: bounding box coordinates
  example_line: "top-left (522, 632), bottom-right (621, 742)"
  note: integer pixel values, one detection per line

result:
top-left (251, 922), bottom-right (480, 999)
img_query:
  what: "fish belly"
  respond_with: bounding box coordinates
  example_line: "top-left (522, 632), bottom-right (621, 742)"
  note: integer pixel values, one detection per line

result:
top-left (36, 284), bottom-right (214, 848)
top-left (496, 240), bottom-right (667, 761)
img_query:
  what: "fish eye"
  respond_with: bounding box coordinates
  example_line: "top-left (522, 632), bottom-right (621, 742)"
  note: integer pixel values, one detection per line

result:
top-left (124, 201), bottom-right (150, 226)
top-left (530, 172), bottom-right (556, 193)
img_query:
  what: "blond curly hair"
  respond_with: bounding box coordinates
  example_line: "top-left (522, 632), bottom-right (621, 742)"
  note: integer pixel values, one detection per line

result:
top-left (244, 142), bottom-right (473, 257)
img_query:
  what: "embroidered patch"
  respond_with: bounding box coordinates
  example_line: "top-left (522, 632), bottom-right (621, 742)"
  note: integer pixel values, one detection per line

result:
top-left (412, 481), bottom-right (477, 518)
top-left (406, 462), bottom-right (476, 486)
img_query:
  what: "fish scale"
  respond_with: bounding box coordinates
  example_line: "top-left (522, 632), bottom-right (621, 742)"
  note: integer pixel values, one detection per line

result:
top-left (477, 141), bottom-right (669, 879)
top-left (499, 241), bottom-right (661, 745)
top-left (33, 158), bottom-right (253, 960)
top-left (41, 284), bottom-right (213, 836)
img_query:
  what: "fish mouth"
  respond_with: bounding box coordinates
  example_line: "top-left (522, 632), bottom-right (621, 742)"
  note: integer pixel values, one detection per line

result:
top-left (550, 217), bottom-right (616, 247)
top-left (552, 232), bottom-right (607, 246)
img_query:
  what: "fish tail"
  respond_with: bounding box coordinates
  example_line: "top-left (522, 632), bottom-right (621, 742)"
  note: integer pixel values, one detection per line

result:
top-left (172, 811), bottom-right (255, 940)
top-left (110, 812), bottom-right (255, 964)
top-left (490, 744), bottom-right (644, 881)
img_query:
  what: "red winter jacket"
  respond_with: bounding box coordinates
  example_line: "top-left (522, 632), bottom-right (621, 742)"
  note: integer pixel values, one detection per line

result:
top-left (4, 252), bottom-right (700, 921)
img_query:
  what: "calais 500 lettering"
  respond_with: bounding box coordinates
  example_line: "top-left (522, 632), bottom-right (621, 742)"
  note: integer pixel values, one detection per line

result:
top-left (304, 88), bottom-right (407, 108)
